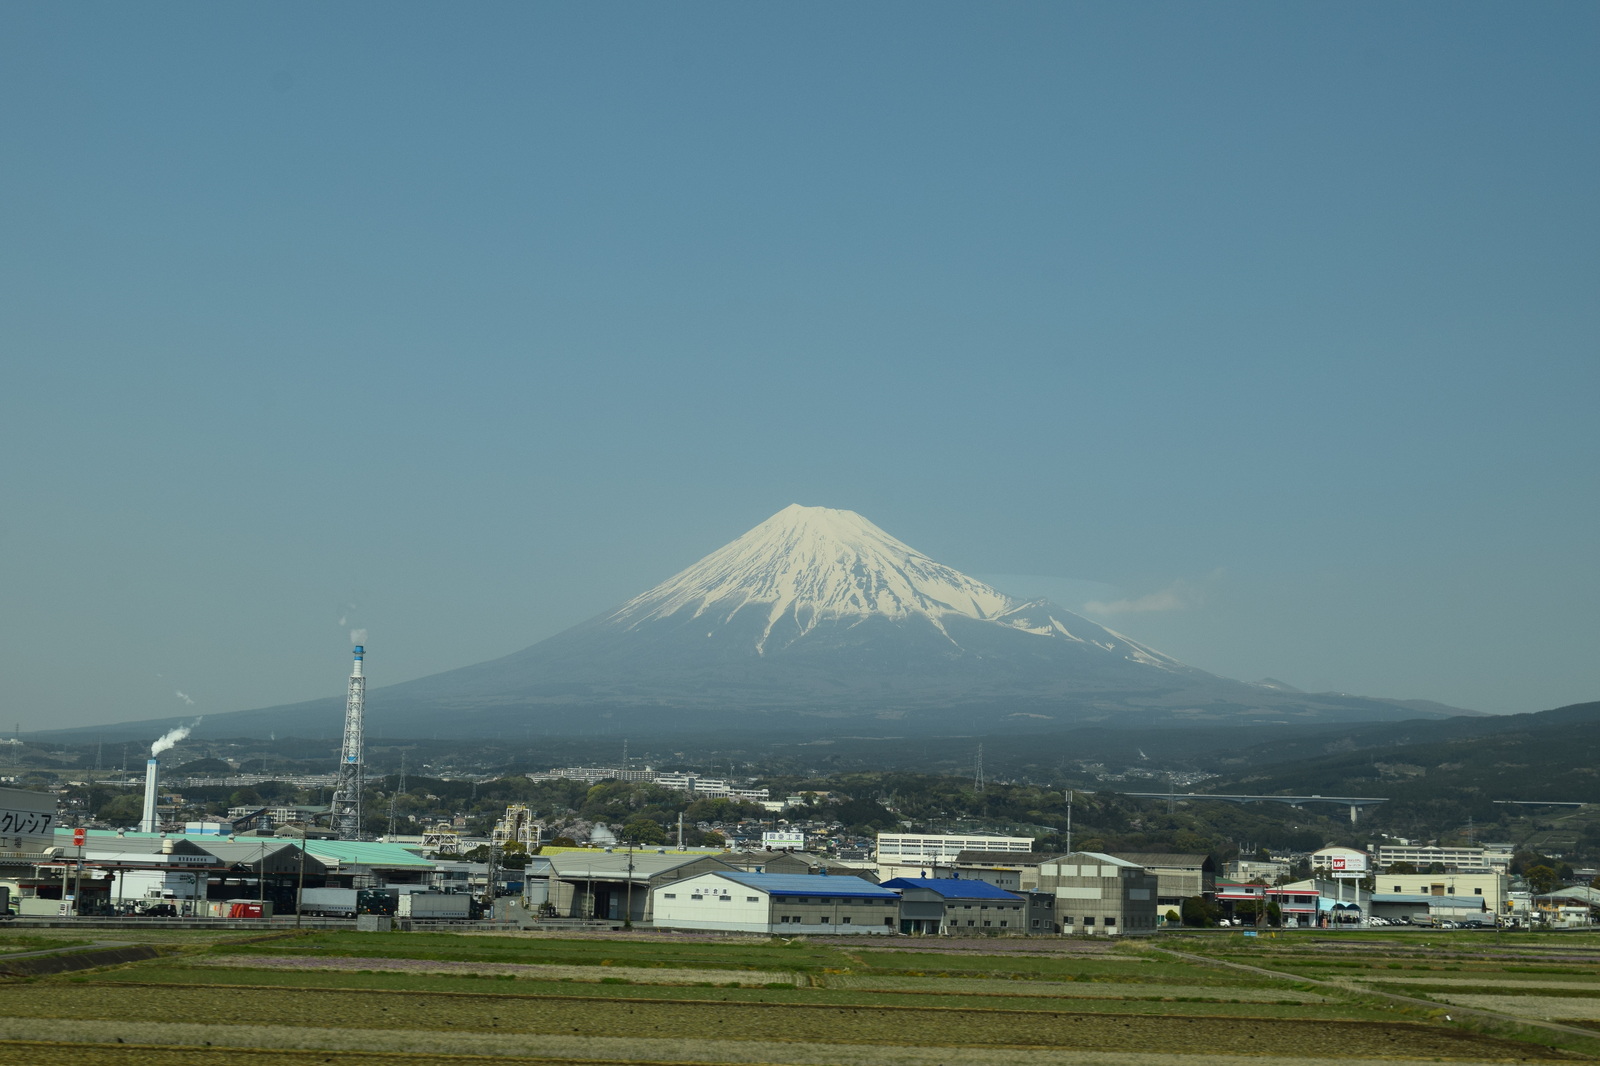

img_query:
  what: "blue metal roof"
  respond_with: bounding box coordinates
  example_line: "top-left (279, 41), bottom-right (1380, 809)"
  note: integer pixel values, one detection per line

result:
top-left (879, 877), bottom-right (1023, 901)
top-left (715, 872), bottom-right (898, 898)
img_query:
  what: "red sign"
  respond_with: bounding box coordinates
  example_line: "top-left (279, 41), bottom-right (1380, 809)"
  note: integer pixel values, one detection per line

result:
top-left (72, 827), bottom-right (86, 847)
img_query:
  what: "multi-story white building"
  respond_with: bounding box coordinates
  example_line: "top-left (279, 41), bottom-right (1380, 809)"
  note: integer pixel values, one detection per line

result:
top-left (875, 833), bottom-right (1034, 881)
top-left (1376, 844), bottom-right (1513, 872)
top-left (1310, 845), bottom-right (1371, 874)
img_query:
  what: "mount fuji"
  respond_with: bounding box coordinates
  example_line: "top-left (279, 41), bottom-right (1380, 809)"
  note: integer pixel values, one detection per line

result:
top-left (87, 504), bottom-right (1475, 740)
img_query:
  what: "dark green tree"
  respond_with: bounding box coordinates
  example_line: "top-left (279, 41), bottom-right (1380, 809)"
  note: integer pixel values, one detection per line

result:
top-left (1181, 896), bottom-right (1221, 927)
top-left (622, 818), bottom-right (666, 846)
top-left (1524, 864), bottom-right (1560, 894)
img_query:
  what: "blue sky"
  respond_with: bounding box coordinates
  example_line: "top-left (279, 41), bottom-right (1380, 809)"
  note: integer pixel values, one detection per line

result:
top-left (3, 2), bottom-right (1596, 731)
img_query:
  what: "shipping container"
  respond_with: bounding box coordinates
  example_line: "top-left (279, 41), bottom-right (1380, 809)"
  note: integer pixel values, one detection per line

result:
top-left (298, 887), bottom-right (359, 916)
top-left (397, 892), bottom-right (472, 919)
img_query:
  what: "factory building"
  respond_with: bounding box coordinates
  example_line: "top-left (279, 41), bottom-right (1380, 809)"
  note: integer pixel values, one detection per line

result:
top-left (653, 871), bottom-right (899, 934)
top-left (947, 851), bottom-right (1070, 892)
top-left (10, 830), bottom-right (327, 916)
top-left (879, 877), bottom-right (1037, 934)
top-left (545, 850), bottom-right (734, 923)
top-left (1034, 852), bottom-right (1160, 934)
top-left (1105, 852), bottom-right (1216, 910)
top-left (1380, 870), bottom-right (1508, 913)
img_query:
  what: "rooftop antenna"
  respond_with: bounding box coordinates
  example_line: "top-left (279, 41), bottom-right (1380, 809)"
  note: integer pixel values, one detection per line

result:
top-left (330, 644), bottom-right (366, 841)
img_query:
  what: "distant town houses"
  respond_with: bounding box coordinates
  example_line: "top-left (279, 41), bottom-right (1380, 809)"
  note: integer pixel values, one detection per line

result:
top-left (524, 767), bottom-right (770, 802)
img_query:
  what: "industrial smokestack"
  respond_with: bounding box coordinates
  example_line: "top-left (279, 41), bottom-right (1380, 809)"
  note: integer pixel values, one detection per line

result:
top-left (141, 757), bottom-right (159, 832)
top-left (331, 644), bottom-right (366, 841)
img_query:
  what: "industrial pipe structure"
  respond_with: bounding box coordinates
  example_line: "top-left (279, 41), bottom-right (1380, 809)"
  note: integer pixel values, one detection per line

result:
top-left (140, 758), bottom-right (160, 833)
top-left (330, 645), bottom-right (366, 840)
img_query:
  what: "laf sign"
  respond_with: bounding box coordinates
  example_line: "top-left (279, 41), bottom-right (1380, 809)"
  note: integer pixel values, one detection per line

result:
top-left (72, 827), bottom-right (86, 847)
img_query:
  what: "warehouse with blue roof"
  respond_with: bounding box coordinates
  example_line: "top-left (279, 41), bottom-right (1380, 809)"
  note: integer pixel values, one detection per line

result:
top-left (879, 877), bottom-right (1042, 934)
top-left (652, 871), bottom-right (899, 934)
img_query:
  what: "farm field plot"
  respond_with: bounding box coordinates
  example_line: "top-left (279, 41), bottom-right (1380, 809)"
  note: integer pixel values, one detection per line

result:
top-left (3, 928), bottom-right (1597, 1065)
top-left (188, 951), bottom-right (801, 986)
top-left (0, 934), bottom-right (91, 955)
top-left (1433, 994), bottom-right (1600, 1022)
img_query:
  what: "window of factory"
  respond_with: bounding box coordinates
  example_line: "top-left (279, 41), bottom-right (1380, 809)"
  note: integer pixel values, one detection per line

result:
top-left (983, 920), bottom-right (991, 927)
top-left (1105, 917), bottom-right (1116, 927)
top-left (718, 896), bottom-right (730, 902)
top-left (842, 916), bottom-right (852, 924)
top-left (967, 920), bottom-right (975, 926)
top-left (690, 894), bottom-right (703, 900)
top-left (819, 916), bottom-right (829, 923)
top-left (1083, 917), bottom-right (1095, 927)
top-left (883, 918), bottom-right (893, 926)
top-left (1475, 888), bottom-right (1483, 895)
top-left (999, 920), bottom-right (1007, 927)
top-left (746, 896), bottom-right (759, 902)
top-left (663, 893), bottom-right (676, 899)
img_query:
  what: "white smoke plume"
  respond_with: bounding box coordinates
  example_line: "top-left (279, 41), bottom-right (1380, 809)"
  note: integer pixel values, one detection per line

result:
top-left (174, 690), bottom-right (195, 706)
top-left (151, 718), bottom-right (202, 757)
top-left (350, 628), bottom-right (368, 644)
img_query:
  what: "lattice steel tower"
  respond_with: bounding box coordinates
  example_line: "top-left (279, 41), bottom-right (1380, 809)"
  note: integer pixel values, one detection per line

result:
top-left (331, 644), bottom-right (366, 840)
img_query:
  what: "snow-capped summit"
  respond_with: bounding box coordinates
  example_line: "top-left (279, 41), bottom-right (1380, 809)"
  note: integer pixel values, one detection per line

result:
top-left (610, 505), bottom-right (1013, 646)
top-left (607, 504), bottom-right (1184, 667)
top-left (614, 504), bottom-right (1012, 630)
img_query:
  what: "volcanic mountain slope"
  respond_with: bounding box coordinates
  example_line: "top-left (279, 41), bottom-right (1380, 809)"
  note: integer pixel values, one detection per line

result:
top-left (77, 504), bottom-right (1481, 740)
top-left (400, 504), bottom-right (1208, 710)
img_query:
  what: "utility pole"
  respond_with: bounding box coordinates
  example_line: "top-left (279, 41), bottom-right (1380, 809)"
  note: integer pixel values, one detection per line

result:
top-left (1065, 790), bottom-right (1073, 855)
top-left (295, 824), bottom-right (308, 929)
top-left (624, 838), bottom-right (635, 930)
